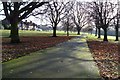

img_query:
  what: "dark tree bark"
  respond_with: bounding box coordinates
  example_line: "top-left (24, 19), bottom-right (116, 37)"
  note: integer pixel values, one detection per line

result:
top-left (95, 28), bottom-right (97, 36)
top-left (115, 16), bottom-right (119, 41)
top-left (115, 25), bottom-right (119, 41)
top-left (103, 28), bottom-right (108, 41)
top-left (77, 30), bottom-right (80, 35)
top-left (77, 27), bottom-right (81, 35)
top-left (52, 24), bottom-right (57, 37)
top-left (67, 26), bottom-right (69, 36)
top-left (98, 28), bottom-right (101, 38)
top-left (10, 22), bottom-right (20, 43)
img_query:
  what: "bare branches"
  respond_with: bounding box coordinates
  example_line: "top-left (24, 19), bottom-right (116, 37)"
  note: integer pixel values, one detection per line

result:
top-left (30, 6), bottom-right (48, 16)
top-left (19, 2), bottom-right (48, 21)
top-left (71, 1), bottom-right (89, 29)
top-left (93, 1), bottom-right (117, 29)
top-left (1, 0), bottom-right (48, 22)
top-left (47, 1), bottom-right (72, 28)
top-left (2, 2), bottom-right (10, 20)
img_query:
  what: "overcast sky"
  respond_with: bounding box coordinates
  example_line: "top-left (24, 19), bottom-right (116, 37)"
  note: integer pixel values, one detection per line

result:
top-left (25, 0), bottom-right (119, 25)
top-left (0, 0), bottom-right (119, 25)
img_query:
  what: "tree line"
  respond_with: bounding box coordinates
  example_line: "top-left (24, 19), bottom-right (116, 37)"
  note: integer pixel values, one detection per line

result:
top-left (0, 0), bottom-right (119, 43)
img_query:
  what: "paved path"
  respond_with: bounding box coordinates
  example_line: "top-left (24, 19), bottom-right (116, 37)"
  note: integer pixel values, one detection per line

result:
top-left (3, 35), bottom-right (101, 78)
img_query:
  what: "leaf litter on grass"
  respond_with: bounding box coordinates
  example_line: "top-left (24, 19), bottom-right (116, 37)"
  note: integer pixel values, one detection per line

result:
top-left (87, 41), bottom-right (120, 79)
top-left (2, 36), bottom-right (74, 62)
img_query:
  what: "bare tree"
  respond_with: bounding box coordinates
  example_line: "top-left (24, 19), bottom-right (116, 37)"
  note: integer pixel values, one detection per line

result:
top-left (1, 0), bottom-right (48, 43)
top-left (92, 4), bottom-right (102, 38)
top-left (62, 16), bottom-right (75, 36)
top-left (62, 18), bottom-right (70, 36)
top-left (71, 1), bottom-right (89, 35)
top-left (114, 1), bottom-right (120, 41)
top-left (61, 1), bottom-right (74, 36)
top-left (47, 0), bottom-right (73, 37)
top-left (93, 1), bottom-right (117, 41)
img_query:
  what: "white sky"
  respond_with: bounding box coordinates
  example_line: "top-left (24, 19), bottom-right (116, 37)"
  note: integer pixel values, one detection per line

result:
top-left (26, 0), bottom-right (119, 25)
top-left (0, 0), bottom-right (119, 25)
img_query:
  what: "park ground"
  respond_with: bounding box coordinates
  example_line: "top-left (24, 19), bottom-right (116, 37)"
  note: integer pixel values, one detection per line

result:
top-left (1, 30), bottom-right (120, 79)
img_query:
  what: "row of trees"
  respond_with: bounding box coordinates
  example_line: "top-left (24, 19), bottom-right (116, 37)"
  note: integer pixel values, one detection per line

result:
top-left (0, 0), bottom-right (120, 43)
top-left (47, 0), bottom-right (119, 41)
top-left (45, 1), bottom-right (93, 36)
top-left (90, 0), bottom-right (120, 41)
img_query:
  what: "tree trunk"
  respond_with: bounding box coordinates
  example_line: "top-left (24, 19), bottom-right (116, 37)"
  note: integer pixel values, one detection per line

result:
top-left (77, 30), bottom-right (80, 35)
top-left (115, 25), bottom-right (119, 41)
top-left (10, 21), bottom-right (20, 43)
top-left (52, 26), bottom-right (57, 37)
top-left (67, 26), bottom-right (69, 36)
top-left (98, 28), bottom-right (101, 38)
top-left (95, 28), bottom-right (97, 36)
top-left (77, 27), bottom-right (81, 35)
top-left (103, 28), bottom-right (108, 41)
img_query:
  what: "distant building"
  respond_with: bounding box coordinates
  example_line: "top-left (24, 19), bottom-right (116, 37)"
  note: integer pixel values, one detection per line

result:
top-left (0, 18), bottom-right (53, 31)
top-left (18, 20), bottom-right (37, 30)
top-left (37, 25), bottom-right (52, 31)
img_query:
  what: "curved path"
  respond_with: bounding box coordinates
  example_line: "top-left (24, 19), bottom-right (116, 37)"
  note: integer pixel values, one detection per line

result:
top-left (2, 35), bottom-right (101, 79)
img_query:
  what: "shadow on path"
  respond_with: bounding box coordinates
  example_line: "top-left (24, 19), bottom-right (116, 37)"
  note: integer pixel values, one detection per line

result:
top-left (2, 35), bottom-right (101, 78)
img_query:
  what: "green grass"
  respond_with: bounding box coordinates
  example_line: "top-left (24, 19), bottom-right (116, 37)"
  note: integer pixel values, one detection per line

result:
top-left (0, 30), bottom-right (78, 37)
top-left (86, 33), bottom-right (120, 43)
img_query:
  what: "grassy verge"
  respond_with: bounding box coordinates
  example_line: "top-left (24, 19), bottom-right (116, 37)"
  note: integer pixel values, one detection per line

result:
top-left (0, 30), bottom-right (78, 37)
top-left (86, 34), bottom-right (120, 43)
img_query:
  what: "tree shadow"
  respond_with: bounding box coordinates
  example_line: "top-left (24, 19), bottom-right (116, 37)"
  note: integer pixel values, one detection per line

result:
top-left (2, 36), bottom-right (101, 78)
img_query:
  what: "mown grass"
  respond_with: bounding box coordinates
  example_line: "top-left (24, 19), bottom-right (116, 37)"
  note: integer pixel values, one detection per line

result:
top-left (0, 30), bottom-right (78, 37)
top-left (86, 34), bottom-right (120, 43)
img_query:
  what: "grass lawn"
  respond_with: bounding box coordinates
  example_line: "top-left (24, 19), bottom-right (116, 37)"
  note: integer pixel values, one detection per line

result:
top-left (86, 34), bottom-right (120, 43)
top-left (0, 30), bottom-right (78, 37)
top-left (86, 34), bottom-right (120, 79)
